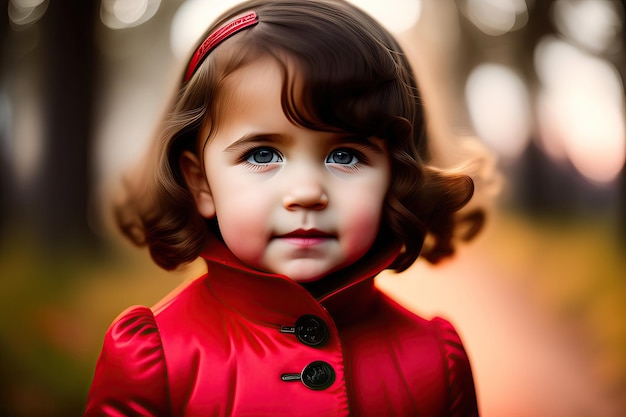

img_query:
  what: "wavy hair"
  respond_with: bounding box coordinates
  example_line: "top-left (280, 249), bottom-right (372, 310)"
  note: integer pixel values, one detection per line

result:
top-left (116, 0), bottom-right (486, 271)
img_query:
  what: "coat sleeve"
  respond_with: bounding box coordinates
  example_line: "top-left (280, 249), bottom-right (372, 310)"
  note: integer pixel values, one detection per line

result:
top-left (83, 306), bottom-right (171, 417)
top-left (432, 317), bottom-right (480, 417)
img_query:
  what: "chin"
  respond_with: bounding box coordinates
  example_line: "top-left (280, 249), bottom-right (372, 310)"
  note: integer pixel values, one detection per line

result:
top-left (270, 259), bottom-right (347, 283)
top-left (281, 263), bottom-right (346, 283)
top-left (285, 272), bottom-right (327, 283)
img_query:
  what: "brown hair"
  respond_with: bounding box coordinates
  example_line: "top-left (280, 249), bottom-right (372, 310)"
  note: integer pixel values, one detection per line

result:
top-left (116, 0), bottom-right (485, 271)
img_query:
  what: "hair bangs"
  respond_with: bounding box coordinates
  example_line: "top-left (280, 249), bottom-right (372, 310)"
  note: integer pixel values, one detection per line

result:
top-left (238, 1), bottom-right (419, 143)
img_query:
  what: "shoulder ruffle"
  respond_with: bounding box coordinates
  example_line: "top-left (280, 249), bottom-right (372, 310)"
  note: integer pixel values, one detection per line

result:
top-left (83, 306), bottom-right (170, 416)
top-left (431, 317), bottom-right (480, 417)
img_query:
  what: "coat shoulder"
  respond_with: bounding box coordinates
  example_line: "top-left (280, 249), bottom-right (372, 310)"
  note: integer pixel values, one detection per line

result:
top-left (375, 293), bottom-right (480, 416)
top-left (430, 317), bottom-right (480, 416)
top-left (84, 305), bottom-right (170, 416)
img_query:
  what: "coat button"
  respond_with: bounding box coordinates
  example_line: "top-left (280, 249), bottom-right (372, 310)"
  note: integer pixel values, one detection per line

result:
top-left (295, 315), bottom-right (329, 347)
top-left (301, 361), bottom-right (335, 390)
top-left (281, 361), bottom-right (336, 390)
top-left (280, 315), bottom-right (330, 347)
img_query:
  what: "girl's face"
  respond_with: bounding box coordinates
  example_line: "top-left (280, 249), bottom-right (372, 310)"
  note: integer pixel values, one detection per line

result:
top-left (182, 56), bottom-right (391, 282)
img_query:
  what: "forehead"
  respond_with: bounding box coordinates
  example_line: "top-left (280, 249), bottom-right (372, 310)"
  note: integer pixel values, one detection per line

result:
top-left (203, 50), bottom-right (310, 136)
top-left (220, 55), bottom-right (285, 106)
top-left (200, 55), bottom-right (287, 143)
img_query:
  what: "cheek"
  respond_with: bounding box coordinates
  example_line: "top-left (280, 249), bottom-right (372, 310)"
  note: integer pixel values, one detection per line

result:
top-left (342, 175), bottom-right (389, 219)
top-left (217, 213), bottom-right (264, 264)
top-left (338, 184), bottom-right (388, 244)
top-left (211, 186), bottom-right (270, 260)
top-left (343, 202), bottom-right (384, 233)
top-left (214, 191), bottom-right (263, 237)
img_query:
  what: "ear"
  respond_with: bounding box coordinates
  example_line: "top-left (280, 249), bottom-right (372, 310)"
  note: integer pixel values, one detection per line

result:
top-left (180, 151), bottom-right (216, 219)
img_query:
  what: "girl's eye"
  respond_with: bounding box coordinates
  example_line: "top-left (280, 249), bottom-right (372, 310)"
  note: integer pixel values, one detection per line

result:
top-left (326, 149), bottom-right (358, 165)
top-left (245, 148), bottom-right (283, 164)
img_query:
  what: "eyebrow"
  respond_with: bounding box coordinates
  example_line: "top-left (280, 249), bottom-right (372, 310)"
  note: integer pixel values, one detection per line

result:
top-left (223, 134), bottom-right (286, 153)
top-left (334, 135), bottom-right (386, 153)
top-left (223, 133), bottom-right (385, 153)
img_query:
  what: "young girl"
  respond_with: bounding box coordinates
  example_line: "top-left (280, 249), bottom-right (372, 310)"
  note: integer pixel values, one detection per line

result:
top-left (85, 0), bottom-right (485, 415)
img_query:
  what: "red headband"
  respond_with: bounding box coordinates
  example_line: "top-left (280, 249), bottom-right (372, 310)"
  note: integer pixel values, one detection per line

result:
top-left (184, 11), bottom-right (259, 82)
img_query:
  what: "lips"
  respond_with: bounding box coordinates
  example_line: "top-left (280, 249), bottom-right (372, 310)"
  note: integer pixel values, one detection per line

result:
top-left (275, 229), bottom-right (334, 247)
top-left (279, 229), bottom-right (333, 238)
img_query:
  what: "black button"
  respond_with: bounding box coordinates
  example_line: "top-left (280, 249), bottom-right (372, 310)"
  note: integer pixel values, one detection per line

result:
top-left (295, 315), bottom-right (329, 347)
top-left (301, 361), bottom-right (335, 390)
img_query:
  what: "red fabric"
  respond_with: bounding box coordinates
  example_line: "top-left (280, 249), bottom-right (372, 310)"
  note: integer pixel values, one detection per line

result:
top-left (84, 238), bottom-right (479, 416)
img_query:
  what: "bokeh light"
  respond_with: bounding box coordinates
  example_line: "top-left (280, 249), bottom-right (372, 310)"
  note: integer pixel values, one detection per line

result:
top-left (100, 0), bottom-right (161, 30)
top-left (8, 0), bottom-right (48, 27)
top-left (465, 63), bottom-right (532, 159)
top-left (11, 89), bottom-right (43, 188)
top-left (345, 0), bottom-right (421, 33)
top-left (534, 36), bottom-right (625, 183)
top-left (462, 0), bottom-right (529, 36)
top-left (552, 0), bottom-right (624, 54)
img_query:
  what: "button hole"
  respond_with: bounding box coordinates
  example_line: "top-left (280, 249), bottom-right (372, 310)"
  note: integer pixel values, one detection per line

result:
top-left (280, 325), bottom-right (296, 334)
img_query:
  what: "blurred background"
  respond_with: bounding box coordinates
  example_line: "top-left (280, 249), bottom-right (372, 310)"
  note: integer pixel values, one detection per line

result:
top-left (0, 0), bottom-right (625, 416)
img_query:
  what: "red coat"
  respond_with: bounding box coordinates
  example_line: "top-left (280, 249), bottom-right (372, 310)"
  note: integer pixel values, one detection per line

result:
top-left (84, 237), bottom-right (479, 416)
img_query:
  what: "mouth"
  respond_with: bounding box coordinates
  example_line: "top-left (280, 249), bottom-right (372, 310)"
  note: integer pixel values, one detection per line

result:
top-left (275, 229), bottom-right (335, 247)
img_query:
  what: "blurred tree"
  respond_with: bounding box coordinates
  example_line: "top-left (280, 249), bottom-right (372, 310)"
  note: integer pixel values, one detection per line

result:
top-left (0, 0), bottom-right (8, 239)
top-left (35, 0), bottom-right (100, 252)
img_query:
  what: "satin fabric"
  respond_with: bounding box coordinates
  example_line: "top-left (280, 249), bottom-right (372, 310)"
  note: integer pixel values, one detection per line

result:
top-left (84, 237), bottom-right (479, 416)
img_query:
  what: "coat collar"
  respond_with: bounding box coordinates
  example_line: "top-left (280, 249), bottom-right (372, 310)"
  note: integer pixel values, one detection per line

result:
top-left (199, 235), bottom-right (402, 325)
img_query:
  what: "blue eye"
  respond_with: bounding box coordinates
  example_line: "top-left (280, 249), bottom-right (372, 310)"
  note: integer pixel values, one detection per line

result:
top-left (246, 148), bottom-right (283, 164)
top-left (326, 149), bottom-right (358, 165)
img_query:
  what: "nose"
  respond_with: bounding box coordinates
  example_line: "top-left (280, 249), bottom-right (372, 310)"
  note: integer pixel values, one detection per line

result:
top-left (282, 178), bottom-right (329, 211)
